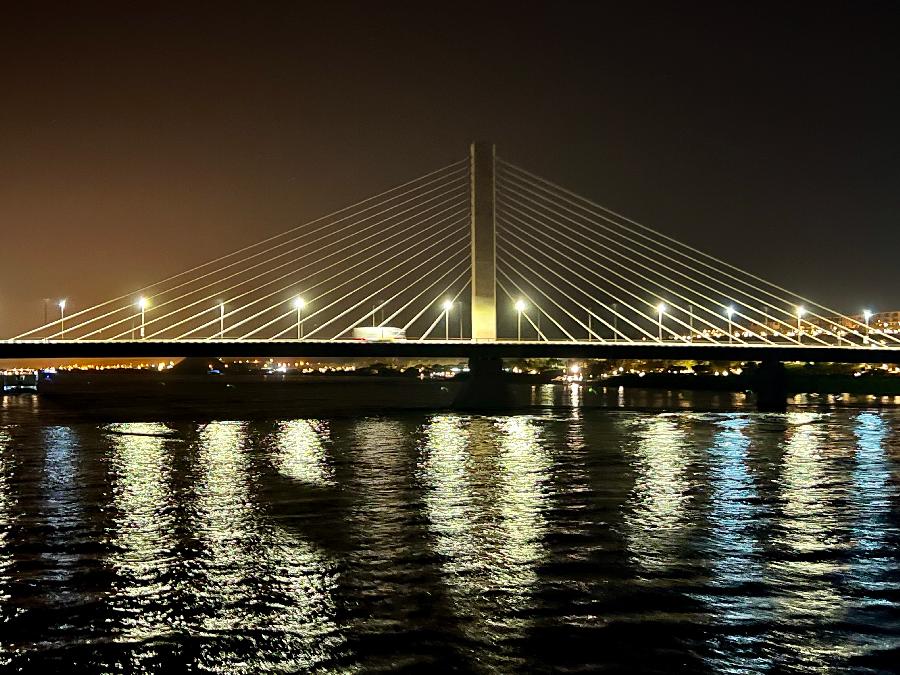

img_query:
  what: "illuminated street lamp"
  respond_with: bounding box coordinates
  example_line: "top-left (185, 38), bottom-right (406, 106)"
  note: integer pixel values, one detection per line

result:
top-left (218, 301), bottom-right (226, 338)
top-left (293, 297), bottom-right (306, 339)
top-left (515, 299), bottom-right (526, 341)
top-left (863, 308), bottom-right (873, 344)
top-left (796, 306), bottom-right (806, 344)
top-left (725, 305), bottom-right (735, 344)
top-left (58, 299), bottom-right (66, 339)
top-left (137, 297), bottom-right (148, 338)
top-left (656, 302), bottom-right (666, 341)
top-left (442, 299), bottom-right (453, 340)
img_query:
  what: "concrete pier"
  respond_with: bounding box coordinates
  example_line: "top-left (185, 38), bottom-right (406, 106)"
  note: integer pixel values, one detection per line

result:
top-left (752, 360), bottom-right (788, 412)
top-left (452, 356), bottom-right (511, 410)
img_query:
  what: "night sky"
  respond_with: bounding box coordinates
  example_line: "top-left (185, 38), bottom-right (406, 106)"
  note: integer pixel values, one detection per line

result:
top-left (2, 1), bottom-right (899, 337)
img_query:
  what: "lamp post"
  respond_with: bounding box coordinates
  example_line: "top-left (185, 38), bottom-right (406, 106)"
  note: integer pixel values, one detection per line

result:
top-left (656, 302), bottom-right (666, 342)
top-left (796, 306), bottom-right (806, 344)
top-left (297, 298), bottom-right (306, 339)
top-left (612, 302), bottom-right (618, 341)
top-left (442, 299), bottom-right (452, 340)
top-left (138, 297), bottom-right (148, 339)
top-left (863, 309), bottom-right (873, 345)
top-left (58, 299), bottom-right (66, 339)
top-left (219, 302), bottom-right (225, 338)
top-left (725, 305), bottom-right (735, 344)
top-left (515, 300), bottom-right (526, 341)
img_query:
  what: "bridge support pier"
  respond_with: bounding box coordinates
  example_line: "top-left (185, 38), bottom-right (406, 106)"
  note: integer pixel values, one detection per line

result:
top-left (452, 356), bottom-right (512, 410)
top-left (752, 360), bottom-right (788, 412)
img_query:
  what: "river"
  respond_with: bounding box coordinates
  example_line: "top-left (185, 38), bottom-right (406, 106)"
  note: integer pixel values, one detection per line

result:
top-left (0, 391), bottom-right (898, 672)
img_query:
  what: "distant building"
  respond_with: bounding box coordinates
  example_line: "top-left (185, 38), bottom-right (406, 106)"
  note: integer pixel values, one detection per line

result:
top-left (852, 310), bottom-right (900, 328)
top-left (760, 310), bottom-right (900, 336)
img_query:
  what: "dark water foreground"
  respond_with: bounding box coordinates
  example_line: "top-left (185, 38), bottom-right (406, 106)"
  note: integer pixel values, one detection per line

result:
top-left (0, 392), bottom-right (899, 673)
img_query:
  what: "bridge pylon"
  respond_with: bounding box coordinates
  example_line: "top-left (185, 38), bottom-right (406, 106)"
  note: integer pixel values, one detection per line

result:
top-left (470, 141), bottom-right (497, 341)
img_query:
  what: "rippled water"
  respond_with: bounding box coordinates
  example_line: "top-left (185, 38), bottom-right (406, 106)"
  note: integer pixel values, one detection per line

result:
top-left (1, 395), bottom-right (899, 672)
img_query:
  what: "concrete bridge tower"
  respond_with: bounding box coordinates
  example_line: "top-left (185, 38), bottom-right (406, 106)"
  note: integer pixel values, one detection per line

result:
top-left (470, 141), bottom-right (497, 341)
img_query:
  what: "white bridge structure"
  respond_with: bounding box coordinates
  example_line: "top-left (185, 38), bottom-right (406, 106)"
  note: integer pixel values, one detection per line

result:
top-left (3, 142), bottom-right (899, 364)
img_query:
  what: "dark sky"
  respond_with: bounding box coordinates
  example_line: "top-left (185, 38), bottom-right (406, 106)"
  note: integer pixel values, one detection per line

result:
top-left (2, 1), bottom-right (899, 337)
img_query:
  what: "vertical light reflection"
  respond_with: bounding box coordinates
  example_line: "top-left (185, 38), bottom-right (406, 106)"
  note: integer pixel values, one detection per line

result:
top-left (419, 416), bottom-right (473, 567)
top-left (272, 420), bottom-right (334, 486)
top-left (538, 384), bottom-right (555, 407)
top-left (850, 413), bottom-right (892, 571)
top-left (40, 427), bottom-right (83, 607)
top-left (195, 421), bottom-right (252, 631)
top-left (843, 412), bottom-right (900, 661)
top-left (622, 416), bottom-right (691, 571)
top-left (494, 417), bottom-right (550, 603)
top-left (104, 422), bottom-right (180, 658)
top-left (771, 412), bottom-right (848, 669)
top-left (193, 421), bottom-right (342, 673)
top-left (419, 415), bottom-right (550, 668)
top-left (703, 415), bottom-right (770, 673)
top-left (0, 428), bottom-right (11, 666)
top-left (567, 382), bottom-right (581, 408)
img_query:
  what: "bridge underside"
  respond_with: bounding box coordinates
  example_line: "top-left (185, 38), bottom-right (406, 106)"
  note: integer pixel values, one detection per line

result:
top-left (2, 340), bottom-right (899, 364)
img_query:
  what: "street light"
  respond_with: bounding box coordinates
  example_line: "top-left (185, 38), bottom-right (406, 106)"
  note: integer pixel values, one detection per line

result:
top-left (218, 301), bottom-right (226, 339)
top-left (442, 299), bottom-right (453, 340)
top-left (725, 305), bottom-right (735, 344)
top-left (863, 308), bottom-right (873, 344)
top-left (612, 302), bottom-right (619, 341)
top-left (515, 300), bottom-right (526, 341)
top-left (656, 302), bottom-right (666, 341)
top-left (58, 299), bottom-right (66, 339)
top-left (137, 297), bottom-right (148, 338)
top-left (293, 297), bottom-right (306, 339)
top-left (796, 306), bottom-right (806, 344)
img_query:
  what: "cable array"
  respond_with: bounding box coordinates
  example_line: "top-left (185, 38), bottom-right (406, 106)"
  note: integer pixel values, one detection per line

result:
top-left (11, 150), bottom-right (895, 350)
top-left (17, 160), bottom-right (472, 341)
top-left (495, 159), bottom-right (896, 347)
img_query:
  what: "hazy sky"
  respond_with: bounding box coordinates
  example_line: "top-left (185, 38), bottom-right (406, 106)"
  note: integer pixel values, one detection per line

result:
top-left (2, 1), bottom-right (899, 336)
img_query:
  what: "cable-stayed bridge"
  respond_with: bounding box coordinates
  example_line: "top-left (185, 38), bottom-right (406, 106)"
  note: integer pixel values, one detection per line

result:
top-left (3, 142), bottom-right (899, 365)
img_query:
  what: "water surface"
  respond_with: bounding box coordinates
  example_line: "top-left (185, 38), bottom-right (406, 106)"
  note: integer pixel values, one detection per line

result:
top-left (0, 394), bottom-right (898, 672)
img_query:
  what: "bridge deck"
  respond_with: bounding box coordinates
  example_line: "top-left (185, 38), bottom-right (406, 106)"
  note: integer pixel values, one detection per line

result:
top-left (2, 340), bottom-right (900, 363)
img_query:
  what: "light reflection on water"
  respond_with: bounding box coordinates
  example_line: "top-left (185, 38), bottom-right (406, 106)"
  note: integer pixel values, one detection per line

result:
top-left (770, 412), bottom-right (849, 671)
top-left (702, 415), bottom-right (770, 673)
top-left (105, 421), bottom-right (181, 657)
top-left (192, 421), bottom-right (344, 673)
top-left (622, 415), bottom-right (694, 572)
top-left (0, 428), bottom-right (11, 666)
top-left (419, 416), bottom-right (550, 670)
top-left (272, 419), bottom-right (334, 486)
top-left (0, 407), bottom-right (897, 672)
